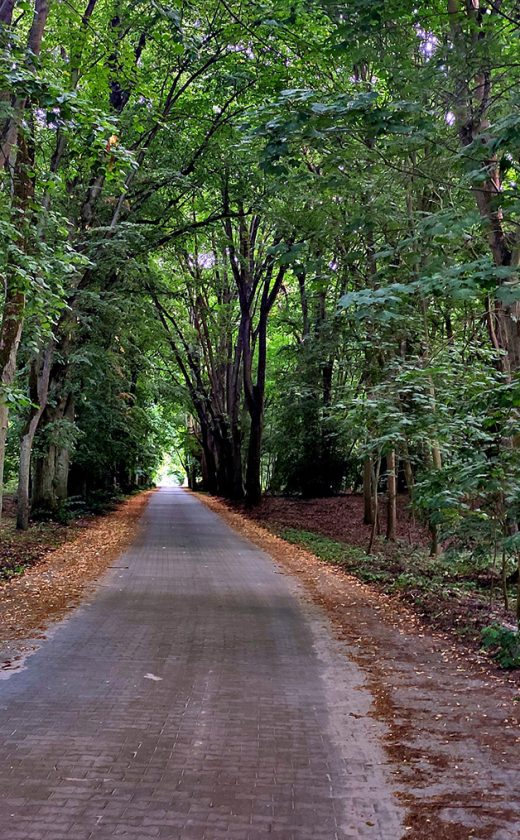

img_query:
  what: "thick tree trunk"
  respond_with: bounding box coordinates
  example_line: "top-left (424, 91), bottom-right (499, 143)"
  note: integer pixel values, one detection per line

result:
top-left (429, 524), bottom-right (440, 558)
top-left (199, 423), bottom-right (218, 494)
top-left (16, 344), bottom-right (54, 529)
top-left (55, 394), bottom-right (74, 502)
top-left (187, 462), bottom-right (198, 490)
top-left (54, 446), bottom-right (70, 502)
top-left (32, 391), bottom-right (74, 513)
top-left (223, 202), bottom-right (288, 506)
top-left (245, 402), bottom-right (262, 506)
top-left (32, 437), bottom-right (58, 513)
top-left (0, 0), bottom-right (16, 25)
top-left (432, 445), bottom-right (442, 472)
top-left (212, 418), bottom-right (244, 499)
top-left (16, 431), bottom-right (33, 531)
top-left (229, 424), bottom-right (244, 499)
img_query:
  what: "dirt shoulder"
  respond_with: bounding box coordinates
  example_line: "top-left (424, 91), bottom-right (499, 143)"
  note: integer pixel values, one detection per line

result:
top-left (236, 494), bottom-right (518, 659)
top-left (0, 490), bottom-right (153, 667)
top-left (198, 492), bottom-right (520, 840)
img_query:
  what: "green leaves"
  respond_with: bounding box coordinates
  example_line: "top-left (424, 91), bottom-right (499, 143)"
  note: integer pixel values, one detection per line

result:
top-left (481, 625), bottom-right (520, 669)
top-left (267, 241), bottom-right (306, 265)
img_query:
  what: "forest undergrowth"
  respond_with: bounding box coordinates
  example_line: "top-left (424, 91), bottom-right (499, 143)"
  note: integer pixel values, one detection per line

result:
top-left (0, 496), bottom-right (80, 583)
top-left (232, 493), bottom-right (520, 670)
top-left (0, 489), bottom-right (141, 582)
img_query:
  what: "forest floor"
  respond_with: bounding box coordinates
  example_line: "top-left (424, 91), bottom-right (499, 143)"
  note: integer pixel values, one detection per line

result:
top-left (200, 492), bottom-right (520, 840)
top-left (0, 490), bottom-right (152, 666)
top-left (230, 494), bottom-right (518, 663)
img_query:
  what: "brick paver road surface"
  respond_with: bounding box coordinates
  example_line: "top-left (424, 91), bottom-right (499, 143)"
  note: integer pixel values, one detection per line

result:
top-left (0, 488), bottom-right (402, 839)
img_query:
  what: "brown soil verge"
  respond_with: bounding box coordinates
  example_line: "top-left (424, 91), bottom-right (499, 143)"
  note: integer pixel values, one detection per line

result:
top-left (0, 490), bottom-right (153, 662)
top-left (235, 494), bottom-right (517, 654)
top-left (198, 492), bottom-right (520, 840)
top-left (240, 493), bottom-right (428, 549)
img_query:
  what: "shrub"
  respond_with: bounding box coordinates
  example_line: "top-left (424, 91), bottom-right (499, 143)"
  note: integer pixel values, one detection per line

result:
top-left (481, 624), bottom-right (520, 669)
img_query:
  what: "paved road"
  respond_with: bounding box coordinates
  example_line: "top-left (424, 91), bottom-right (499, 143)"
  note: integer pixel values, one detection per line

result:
top-left (0, 488), bottom-right (402, 839)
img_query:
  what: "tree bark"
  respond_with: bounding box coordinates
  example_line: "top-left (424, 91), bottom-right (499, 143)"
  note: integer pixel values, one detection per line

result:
top-left (402, 448), bottom-right (414, 496)
top-left (363, 457), bottom-right (374, 524)
top-left (16, 344), bottom-right (54, 529)
top-left (367, 458), bottom-right (381, 554)
top-left (386, 449), bottom-right (397, 541)
top-left (31, 387), bottom-right (74, 513)
top-left (245, 400), bottom-right (263, 505)
top-left (239, 258), bottom-right (287, 505)
top-left (54, 394), bottom-right (74, 502)
top-left (32, 434), bottom-right (58, 513)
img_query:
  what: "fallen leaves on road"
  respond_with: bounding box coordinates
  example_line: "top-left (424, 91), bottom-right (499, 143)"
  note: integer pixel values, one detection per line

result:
top-left (0, 491), bottom-right (153, 652)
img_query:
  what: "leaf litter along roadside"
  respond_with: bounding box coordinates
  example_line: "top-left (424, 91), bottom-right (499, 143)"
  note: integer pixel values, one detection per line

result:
top-left (237, 495), bottom-right (519, 651)
top-left (197, 492), bottom-right (520, 840)
top-left (0, 490), bottom-right (153, 666)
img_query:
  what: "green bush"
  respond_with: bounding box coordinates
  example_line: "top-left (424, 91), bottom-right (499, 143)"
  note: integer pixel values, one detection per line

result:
top-left (481, 624), bottom-right (520, 669)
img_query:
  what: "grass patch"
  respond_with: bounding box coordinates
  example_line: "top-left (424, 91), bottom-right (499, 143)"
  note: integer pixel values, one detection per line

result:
top-left (278, 526), bottom-right (509, 599)
top-left (0, 563), bottom-right (26, 582)
top-left (279, 528), bottom-right (393, 584)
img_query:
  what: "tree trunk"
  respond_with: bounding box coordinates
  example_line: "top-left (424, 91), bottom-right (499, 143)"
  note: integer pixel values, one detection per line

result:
top-left (199, 423), bottom-right (218, 494)
top-left (55, 395), bottom-right (74, 502)
top-left (402, 443), bottom-right (414, 496)
top-left (363, 457), bottom-right (374, 525)
top-left (32, 437), bottom-right (58, 513)
top-left (230, 423), bottom-right (244, 499)
top-left (16, 344), bottom-right (54, 529)
top-left (386, 449), bottom-right (397, 541)
top-left (223, 200), bottom-right (289, 506)
top-left (245, 401), bottom-right (262, 506)
top-left (367, 458), bottom-right (381, 554)
top-left (16, 432), bottom-right (33, 531)
top-left (429, 523), bottom-right (440, 558)
top-left (213, 418), bottom-right (244, 500)
top-left (32, 390), bottom-right (74, 513)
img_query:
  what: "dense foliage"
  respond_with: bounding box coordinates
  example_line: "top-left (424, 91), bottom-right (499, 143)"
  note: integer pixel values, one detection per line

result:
top-left (1, 1), bottom-right (520, 625)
